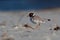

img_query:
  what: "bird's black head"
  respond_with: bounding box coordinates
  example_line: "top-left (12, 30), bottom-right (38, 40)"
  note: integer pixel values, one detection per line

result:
top-left (28, 13), bottom-right (34, 17)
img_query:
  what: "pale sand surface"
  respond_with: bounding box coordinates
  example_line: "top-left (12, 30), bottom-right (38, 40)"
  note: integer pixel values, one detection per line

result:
top-left (0, 9), bottom-right (60, 40)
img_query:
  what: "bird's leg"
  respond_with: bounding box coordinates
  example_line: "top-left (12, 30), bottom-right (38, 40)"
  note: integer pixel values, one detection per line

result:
top-left (38, 23), bottom-right (40, 26)
top-left (28, 26), bottom-right (34, 30)
top-left (35, 23), bottom-right (40, 30)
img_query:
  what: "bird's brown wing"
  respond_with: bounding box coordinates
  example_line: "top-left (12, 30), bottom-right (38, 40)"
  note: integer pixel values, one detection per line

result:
top-left (33, 15), bottom-right (42, 21)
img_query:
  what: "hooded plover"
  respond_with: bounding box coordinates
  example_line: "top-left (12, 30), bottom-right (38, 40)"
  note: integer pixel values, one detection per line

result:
top-left (27, 13), bottom-right (51, 29)
top-left (28, 13), bottom-right (49, 25)
top-left (28, 13), bottom-right (51, 25)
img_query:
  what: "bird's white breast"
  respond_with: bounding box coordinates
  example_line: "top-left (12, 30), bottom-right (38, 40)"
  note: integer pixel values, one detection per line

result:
top-left (32, 18), bottom-right (45, 24)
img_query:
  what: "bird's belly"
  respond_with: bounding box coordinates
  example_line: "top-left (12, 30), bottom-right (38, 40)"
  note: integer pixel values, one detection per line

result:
top-left (32, 19), bottom-right (40, 24)
top-left (33, 19), bottom-right (45, 24)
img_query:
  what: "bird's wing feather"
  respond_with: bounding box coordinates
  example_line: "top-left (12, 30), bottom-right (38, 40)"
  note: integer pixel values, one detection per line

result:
top-left (33, 15), bottom-right (42, 21)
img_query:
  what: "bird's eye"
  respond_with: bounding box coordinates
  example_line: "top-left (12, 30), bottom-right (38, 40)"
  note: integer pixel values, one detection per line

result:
top-left (29, 13), bottom-right (34, 17)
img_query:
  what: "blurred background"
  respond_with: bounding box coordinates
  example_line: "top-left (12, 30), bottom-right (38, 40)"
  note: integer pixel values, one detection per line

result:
top-left (0, 0), bottom-right (60, 11)
top-left (0, 0), bottom-right (60, 40)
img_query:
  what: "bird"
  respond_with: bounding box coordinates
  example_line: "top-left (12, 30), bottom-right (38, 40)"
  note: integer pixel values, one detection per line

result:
top-left (27, 13), bottom-right (51, 25)
top-left (27, 13), bottom-right (51, 29)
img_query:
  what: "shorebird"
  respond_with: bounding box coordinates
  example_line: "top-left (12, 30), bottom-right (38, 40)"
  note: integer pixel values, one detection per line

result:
top-left (27, 13), bottom-right (51, 25)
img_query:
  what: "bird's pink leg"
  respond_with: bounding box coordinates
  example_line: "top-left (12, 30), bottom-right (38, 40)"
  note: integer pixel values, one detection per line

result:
top-left (35, 23), bottom-right (40, 30)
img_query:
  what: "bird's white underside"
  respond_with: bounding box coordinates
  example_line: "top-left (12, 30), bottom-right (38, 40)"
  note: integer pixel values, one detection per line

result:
top-left (33, 19), bottom-right (45, 24)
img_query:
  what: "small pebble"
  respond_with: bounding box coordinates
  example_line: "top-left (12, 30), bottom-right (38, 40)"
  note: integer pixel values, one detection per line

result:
top-left (47, 19), bottom-right (51, 21)
top-left (54, 26), bottom-right (60, 31)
